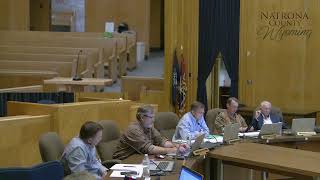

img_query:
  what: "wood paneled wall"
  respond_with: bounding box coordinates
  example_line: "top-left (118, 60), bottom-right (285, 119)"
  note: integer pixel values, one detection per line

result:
top-left (30, 0), bottom-right (51, 31)
top-left (121, 76), bottom-right (164, 101)
top-left (164, 0), bottom-right (199, 112)
top-left (0, 115), bottom-right (51, 167)
top-left (0, 0), bottom-right (30, 30)
top-left (7, 101), bottom-right (158, 144)
top-left (85, 0), bottom-right (150, 56)
top-left (239, 0), bottom-right (320, 111)
top-left (150, 0), bottom-right (161, 49)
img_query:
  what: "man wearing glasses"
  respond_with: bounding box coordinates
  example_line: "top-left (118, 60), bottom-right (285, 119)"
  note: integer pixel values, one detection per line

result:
top-left (173, 101), bottom-right (210, 140)
top-left (113, 105), bottom-right (187, 160)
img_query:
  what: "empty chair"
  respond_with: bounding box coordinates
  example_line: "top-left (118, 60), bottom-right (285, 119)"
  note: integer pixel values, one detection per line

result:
top-left (206, 108), bottom-right (226, 134)
top-left (0, 160), bottom-right (64, 180)
top-left (154, 112), bottom-right (179, 139)
top-left (96, 120), bottom-right (122, 168)
top-left (38, 132), bottom-right (64, 162)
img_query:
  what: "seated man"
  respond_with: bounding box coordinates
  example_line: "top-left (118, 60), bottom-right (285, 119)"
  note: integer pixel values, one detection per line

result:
top-left (215, 97), bottom-right (248, 133)
top-left (173, 101), bottom-right (210, 140)
top-left (61, 121), bottom-right (108, 180)
top-left (113, 105), bottom-right (187, 160)
top-left (251, 101), bottom-right (286, 130)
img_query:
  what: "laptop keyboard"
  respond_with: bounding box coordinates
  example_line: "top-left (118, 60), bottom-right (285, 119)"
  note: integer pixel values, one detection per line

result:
top-left (201, 142), bottom-right (221, 149)
top-left (157, 161), bottom-right (169, 170)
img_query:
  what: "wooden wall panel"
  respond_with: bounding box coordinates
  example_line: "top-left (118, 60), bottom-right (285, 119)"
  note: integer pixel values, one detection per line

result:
top-left (150, 0), bottom-right (161, 49)
top-left (164, 0), bottom-right (199, 112)
top-left (0, 115), bottom-right (51, 167)
top-left (7, 101), bottom-right (158, 144)
top-left (121, 76), bottom-right (164, 101)
top-left (29, 0), bottom-right (51, 31)
top-left (0, 0), bottom-right (30, 30)
top-left (240, 0), bottom-right (320, 111)
top-left (85, 0), bottom-right (150, 56)
top-left (75, 92), bottom-right (126, 102)
top-left (304, 1), bottom-right (320, 110)
top-left (139, 89), bottom-right (165, 112)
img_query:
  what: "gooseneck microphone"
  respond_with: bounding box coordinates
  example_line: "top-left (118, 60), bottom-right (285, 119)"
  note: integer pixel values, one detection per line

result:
top-left (121, 138), bottom-right (167, 176)
top-left (72, 50), bottom-right (83, 81)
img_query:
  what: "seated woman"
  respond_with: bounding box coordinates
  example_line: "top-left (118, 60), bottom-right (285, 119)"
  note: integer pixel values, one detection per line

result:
top-left (113, 105), bottom-right (187, 160)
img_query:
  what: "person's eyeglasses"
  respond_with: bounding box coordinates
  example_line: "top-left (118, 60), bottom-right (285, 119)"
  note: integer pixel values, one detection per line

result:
top-left (195, 111), bottom-right (204, 115)
top-left (144, 114), bottom-right (155, 119)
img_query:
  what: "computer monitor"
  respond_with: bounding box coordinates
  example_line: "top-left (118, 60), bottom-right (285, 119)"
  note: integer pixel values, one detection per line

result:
top-left (223, 123), bottom-right (240, 142)
top-left (260, 122), bottom-right (282, 136)
top-left (179, 166), bottom-right (203, 180)
top-left (292, 118), bottom-right (315, 133)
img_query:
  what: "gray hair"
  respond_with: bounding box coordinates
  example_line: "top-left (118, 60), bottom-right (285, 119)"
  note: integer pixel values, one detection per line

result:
top-left (64, 171), bottom-right (96, 180)
top-left (260, 101), bottom-right (271, 108)
top-left (136, 105), bottom-right (154, 120)
top-left (190, 101), bottom-right (205, 111)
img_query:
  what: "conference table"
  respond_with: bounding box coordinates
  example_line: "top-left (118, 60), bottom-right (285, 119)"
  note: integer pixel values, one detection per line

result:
top-left (105, 134), bottom-right (320, 180)
top-left (208, 142), bottom-right (320, 180)
top-left (105, 153), bottom-right (206, 180)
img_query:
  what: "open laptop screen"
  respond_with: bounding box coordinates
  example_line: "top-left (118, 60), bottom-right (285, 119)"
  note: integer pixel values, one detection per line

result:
top-left (179, 166), bottom-right (203, 180)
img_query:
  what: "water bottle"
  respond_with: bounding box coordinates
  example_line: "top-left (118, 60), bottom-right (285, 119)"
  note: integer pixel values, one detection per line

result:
top-left (142, 154), bottom-right (150, 179)
top-left (186, 133), bottom-right (192, 154)
top-left (187, 133), bottom-right (192, 146)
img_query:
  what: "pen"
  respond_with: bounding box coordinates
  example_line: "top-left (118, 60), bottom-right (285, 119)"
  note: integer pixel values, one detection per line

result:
top-left (123, 166), bottom-right (135, 167)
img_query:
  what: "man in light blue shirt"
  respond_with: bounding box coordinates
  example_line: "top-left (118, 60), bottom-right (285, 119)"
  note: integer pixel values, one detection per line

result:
top-left (61, 121), bottom-right (108, 180)
top-left (173, 101), bottom-right (210, 140)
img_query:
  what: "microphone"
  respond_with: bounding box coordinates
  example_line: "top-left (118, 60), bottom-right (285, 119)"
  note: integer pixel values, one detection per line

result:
top-left (120, 138), bottom-right (167, 176)
top-left (73, 50), bottom-right (83, 81)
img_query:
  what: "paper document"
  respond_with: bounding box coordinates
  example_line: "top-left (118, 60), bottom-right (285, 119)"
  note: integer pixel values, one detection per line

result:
top-left (238, 131), bottom-right (260, 137)
top-left (105, 22), bottom-right (114, 33)
top-left (204, 135), bottom-right (223, 143)
top-left (110, 164), bottom-right (143, 178)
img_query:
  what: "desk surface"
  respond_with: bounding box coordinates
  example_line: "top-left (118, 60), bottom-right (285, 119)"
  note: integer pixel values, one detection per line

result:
top-left (44, 77), bottom-right (113, 86)
top-left (259, 134), bottom-right (320, 144)
top-left (209, 142), bottom-right (320, 177)
top-left (105, 154), bottom-right (204, 180)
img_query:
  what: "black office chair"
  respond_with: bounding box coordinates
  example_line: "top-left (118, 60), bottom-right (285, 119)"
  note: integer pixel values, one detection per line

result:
top-left (0, 161), bottom-right (64, 180)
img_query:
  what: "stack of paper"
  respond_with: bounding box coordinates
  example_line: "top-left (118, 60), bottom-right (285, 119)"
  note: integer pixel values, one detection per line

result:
top-left (109, 164), bottom-right (143, 178)
top-left (238, 131), bottom-right (260, 137)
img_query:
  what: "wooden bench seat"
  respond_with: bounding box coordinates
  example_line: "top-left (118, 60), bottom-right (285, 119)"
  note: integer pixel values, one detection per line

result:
top-left (0, 46), bottom-right (103, 78)
top-left (0, 69), bottom-right (58, 76)
top-left (0, 30), bottom-right (132, 80)
top-left (0, 52), bottom-right (91, 77)
top-left (0, 69), bottom-right (58, 89)
top-left (0, 85), bottom-right (43, 92)
top-left (0, 60), bottom-right (79, 77)
top-left (0, 37), bottom-right (118, 82)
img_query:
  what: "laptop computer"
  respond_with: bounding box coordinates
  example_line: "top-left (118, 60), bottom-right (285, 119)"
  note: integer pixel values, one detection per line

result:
top-left (151, 134), bottom-right (206, 173)
top-left (223, 123), bottom-right (240, 143)
top-left (292, 118), bottom-right (316, 135)
top-left (260, 122), bottom-right (282, 136)
top-left (149, 160), bottom-right (175, 172)
top-left (167, 133), bottom-right (205, 158)
top-left (188, 133), bottom-right (205, 154)
top-left (179, 166), bottom-right (203, 180)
